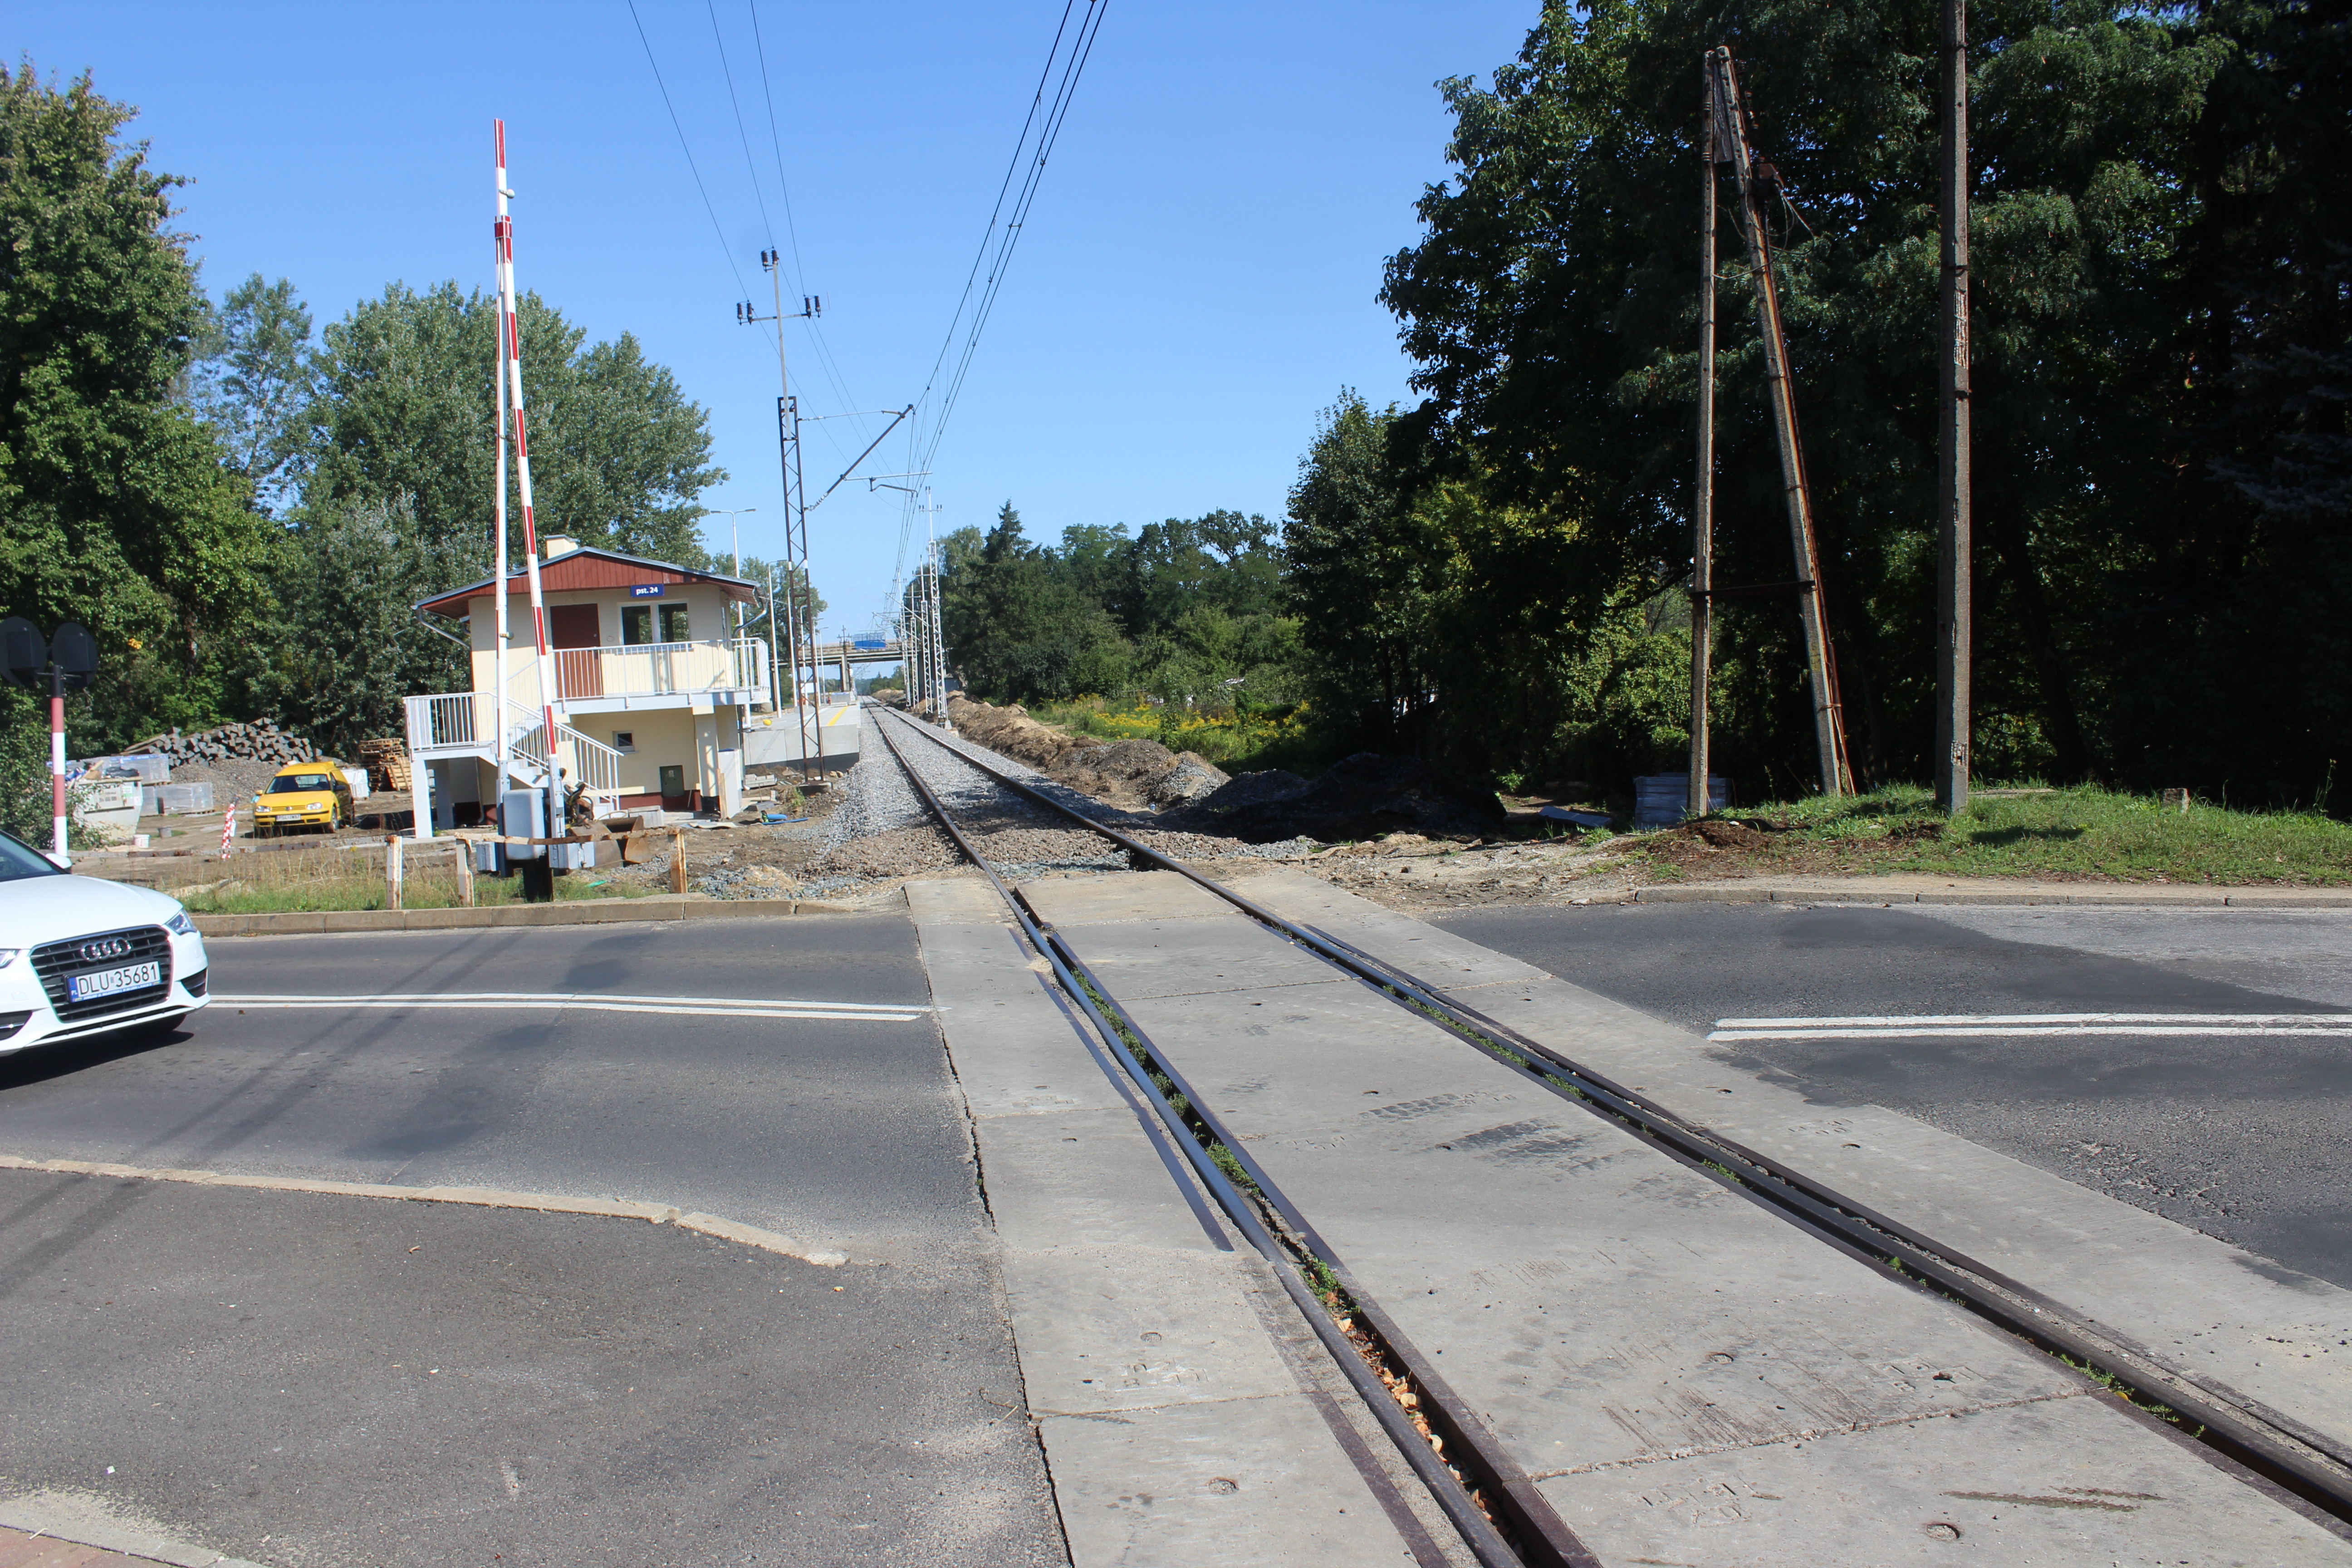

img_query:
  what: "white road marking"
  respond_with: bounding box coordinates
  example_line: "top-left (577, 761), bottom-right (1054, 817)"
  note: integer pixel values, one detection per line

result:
top-left (215, 991), bottom-right (929, 1023)
top-left (1710, 1011), bottom-right (2352, 1042)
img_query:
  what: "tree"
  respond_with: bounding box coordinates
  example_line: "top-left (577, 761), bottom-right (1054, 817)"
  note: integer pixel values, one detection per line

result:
top-left (1378, 1), bottom-right (2234, 795)
top-left (0, 62), bottom-right (272, 751)
top-left (251, 495), bottom-right (468, 755)
top-left (1284, 393), bottom-right (1443, 747)
top-left (307, 282), bottom-right (723, 570)
top-left (187, 272), bottom-right (322, 516)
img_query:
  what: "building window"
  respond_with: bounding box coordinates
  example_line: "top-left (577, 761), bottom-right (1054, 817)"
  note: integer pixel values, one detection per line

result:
top-left (612, 731), bottom-right (635, 752)
top-left (621, 605), bottom-right (655, 646)
top-left (659, 604), bottom-right (691, 643)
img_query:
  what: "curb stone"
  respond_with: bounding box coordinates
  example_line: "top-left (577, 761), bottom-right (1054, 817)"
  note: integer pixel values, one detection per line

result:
top-left (1628, 881), bottom-right (2352, 908)
top-left (189, 894), bottom-right (867, 938)
top-left (0, 1154), bottom-right (848, 1268)
top-left (0, 1514), bottom-right (272, 1568)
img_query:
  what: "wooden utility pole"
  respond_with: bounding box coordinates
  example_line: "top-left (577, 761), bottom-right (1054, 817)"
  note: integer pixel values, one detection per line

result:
top-left (1933, 0), bottom-right (1973, 813)
top-left (1688, 65), bottom-right (1721, 825)
top-left (1706, 48), bottom-right (1852, 798)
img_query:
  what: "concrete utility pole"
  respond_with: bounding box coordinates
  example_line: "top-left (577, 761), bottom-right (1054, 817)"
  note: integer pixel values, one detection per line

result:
top-left (1933, 0), bottom-right (1974, 813)
top-left (1688, 62), bottom-right (1723, 824)
top-left (739, 258), bottom-right (823, 781)
top-left (1706, 48), bottom-right (1852, 798)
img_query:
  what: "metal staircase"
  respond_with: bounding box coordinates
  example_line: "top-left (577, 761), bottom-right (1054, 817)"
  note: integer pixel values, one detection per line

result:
top-left (403, 693), bottom-right (625, 820)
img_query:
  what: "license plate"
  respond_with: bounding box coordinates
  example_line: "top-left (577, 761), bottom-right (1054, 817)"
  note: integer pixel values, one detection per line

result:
top-left (66, 961), bottom-right (162, 1001)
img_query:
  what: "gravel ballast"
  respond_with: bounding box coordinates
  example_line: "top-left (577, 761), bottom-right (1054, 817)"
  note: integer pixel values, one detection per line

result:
top-left (794, 709), bottom-right (1312, 899)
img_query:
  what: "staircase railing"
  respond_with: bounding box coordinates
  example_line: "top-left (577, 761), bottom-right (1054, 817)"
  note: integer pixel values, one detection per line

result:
top-left (403, 694), bottom-right (624, 798)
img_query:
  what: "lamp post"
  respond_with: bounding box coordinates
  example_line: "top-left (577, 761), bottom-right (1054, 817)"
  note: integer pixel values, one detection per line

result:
top-left (705, 507), bottom-right (759, 638)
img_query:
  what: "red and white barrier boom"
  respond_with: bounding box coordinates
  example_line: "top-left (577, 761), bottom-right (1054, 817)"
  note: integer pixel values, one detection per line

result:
top-left (493, 120), bottom-right (562, 804)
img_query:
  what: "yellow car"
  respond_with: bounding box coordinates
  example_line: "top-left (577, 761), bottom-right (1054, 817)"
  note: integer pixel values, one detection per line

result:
top-left (252, 760), bottom-right (354, 837)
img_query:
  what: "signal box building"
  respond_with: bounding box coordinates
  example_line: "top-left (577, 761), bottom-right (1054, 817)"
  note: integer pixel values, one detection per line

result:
top-left (404, 536), bottom-right (771, 829)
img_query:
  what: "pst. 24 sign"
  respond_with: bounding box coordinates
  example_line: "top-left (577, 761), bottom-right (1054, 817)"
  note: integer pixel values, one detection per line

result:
top-left (629, 584), bottom-right (666, 598)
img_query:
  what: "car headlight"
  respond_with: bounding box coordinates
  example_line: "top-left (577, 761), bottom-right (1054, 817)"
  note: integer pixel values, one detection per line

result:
top-left (165, 911), bottom-right (196, 936)
top-left (0, 949), bottom-right (19, 969)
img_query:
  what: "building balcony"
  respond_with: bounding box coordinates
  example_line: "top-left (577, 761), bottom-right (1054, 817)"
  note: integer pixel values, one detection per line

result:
top-left (490, 637), bottom-right (772, 713)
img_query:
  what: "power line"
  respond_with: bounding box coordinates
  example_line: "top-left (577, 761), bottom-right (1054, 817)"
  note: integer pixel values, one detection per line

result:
top-left (747, 0), bottom-right (813, 299)
top-left (708, 0), bottom-right (780, 253)
top-left (740, 0), bottom-right (866, 447)
top-left (625, 0), bottom-right (751, 302)
top-left (891, 0), bottom-right (1109, 600)
top-left (924, 2), bottom-right (1106, 465)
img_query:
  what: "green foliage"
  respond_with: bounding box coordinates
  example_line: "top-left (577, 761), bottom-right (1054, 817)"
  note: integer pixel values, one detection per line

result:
top-left (1283, 392), bottom-right (1446, 747)
top-left (0, 61), bottom-right (273, 754)
top-left (1697, 783), bottom-right (2352, 885)
top-left (1367, 0), bottom-right (2348, 804)
top-left (187, 273), bottom-right (321, 516)
top-left (1282, 393), bottom-right (1690, 788)
top-left (938, 501), bottom-right (1298, 710)
top-left (307, 282), bottom-right (723, 567)
top-left (251, 496), bottom-right (469, 756)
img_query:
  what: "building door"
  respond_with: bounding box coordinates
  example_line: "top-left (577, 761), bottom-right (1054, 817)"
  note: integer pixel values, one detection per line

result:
top-left (549, 604), bottom-right (603, 698)
top-left (658, 764), bottom-right (688, 812)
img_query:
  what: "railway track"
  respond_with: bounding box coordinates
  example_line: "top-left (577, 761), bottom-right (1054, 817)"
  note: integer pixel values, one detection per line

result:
top-left (869, 704), bottom-right (2352, 1565)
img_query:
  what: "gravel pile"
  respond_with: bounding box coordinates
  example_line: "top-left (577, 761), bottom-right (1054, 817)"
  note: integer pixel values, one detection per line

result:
top-left (1163, 751), bottom-right (1503, 843)
top-left (1151, 754), bottom-right (1231, 806)
top-left (162, 757), bottom-right (285, 809)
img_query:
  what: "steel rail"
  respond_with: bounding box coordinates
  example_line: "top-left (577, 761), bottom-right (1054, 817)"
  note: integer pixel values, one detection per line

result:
top-left (869, 714), bottom-right (1568, 1568)
top-left (874, 706), bottom-right (2352, 1526)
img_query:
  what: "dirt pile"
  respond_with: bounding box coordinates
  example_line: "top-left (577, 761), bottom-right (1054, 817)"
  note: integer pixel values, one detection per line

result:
top-left (945, 697), bottom-right (1232, 810)
top-left (1166, 752), bottom-right (1504, 844)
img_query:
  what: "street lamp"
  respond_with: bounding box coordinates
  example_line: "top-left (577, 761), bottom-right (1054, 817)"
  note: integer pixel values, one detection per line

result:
top-left (705, 507), bottom-right (759, 636)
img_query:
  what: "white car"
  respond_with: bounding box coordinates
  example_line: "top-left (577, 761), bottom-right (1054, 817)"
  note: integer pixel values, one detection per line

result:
top-left (0, 828), bottom-right (209, 1054)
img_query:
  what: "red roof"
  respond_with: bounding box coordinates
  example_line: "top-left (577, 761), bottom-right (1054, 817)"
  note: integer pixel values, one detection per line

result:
top-left (417, 547), bottom-right (760, 618)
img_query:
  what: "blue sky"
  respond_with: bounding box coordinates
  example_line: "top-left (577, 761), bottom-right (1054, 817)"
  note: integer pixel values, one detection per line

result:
top-left (13, 2), bottom-right (1536, 633)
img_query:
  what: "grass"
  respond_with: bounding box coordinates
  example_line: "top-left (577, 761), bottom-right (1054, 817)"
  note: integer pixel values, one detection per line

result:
top-left (1031, 694), bottom-right (1335, 774)
top-left (167, 843), bottom-right (661, 913)
top-left (1642, 783), bottom-right (2352, 885)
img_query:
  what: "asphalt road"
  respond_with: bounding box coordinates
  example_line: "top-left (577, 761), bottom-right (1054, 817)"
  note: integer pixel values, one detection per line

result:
top-left (1432, 901), bottom-right (2352, 1289)
top-left (0, 915), bottom-right (1065, 1568)
top-left (0, 917), bottom-right (962, 1252)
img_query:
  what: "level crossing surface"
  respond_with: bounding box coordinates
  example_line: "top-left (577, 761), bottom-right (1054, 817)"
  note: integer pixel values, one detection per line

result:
top-left (1432, 901), bottom-right (2352, 1290)
top-left (1019, 870), bottom-right (2351, 1564)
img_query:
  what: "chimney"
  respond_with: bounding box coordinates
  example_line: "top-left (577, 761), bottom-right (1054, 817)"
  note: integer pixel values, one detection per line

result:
top-left (543, 534), bottom-right (579, 559)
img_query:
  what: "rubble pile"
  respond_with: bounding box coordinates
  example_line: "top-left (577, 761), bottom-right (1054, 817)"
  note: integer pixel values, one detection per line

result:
top-left (1164, 751), bottom-right (1506, 845)
top-left (945, 697), bottom-right (1231, 810)
top-left (135, 718), bottom-right (319, 769)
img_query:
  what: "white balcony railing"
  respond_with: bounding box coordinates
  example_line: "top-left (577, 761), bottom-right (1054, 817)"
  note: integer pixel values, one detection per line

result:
top-left (545, 637), bottom-right (769, 703)
top-left (403, 693), bottom-right (623, 795)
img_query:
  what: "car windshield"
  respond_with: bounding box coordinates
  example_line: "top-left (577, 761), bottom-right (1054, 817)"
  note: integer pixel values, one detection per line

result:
top-left (0, 830), bottom-right (63, 881)
top-left (269, 774), bottom-right (336, 794)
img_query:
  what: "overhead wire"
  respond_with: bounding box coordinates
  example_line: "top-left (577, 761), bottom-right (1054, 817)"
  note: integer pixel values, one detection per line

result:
top-left (888, 0), bottom-right (1109, 607)
top-left (922, 2), bottom-right (1107, 464)
top-left (737, 0), bottom-right (866, 456)
top-left (625, 0), bottom-right (753, 303)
